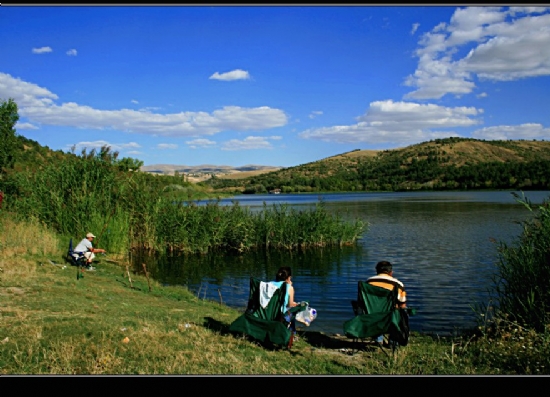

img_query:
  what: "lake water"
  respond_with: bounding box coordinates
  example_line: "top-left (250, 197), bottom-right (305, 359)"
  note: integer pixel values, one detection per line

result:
top-left (134, 190), bottom-right (550, 336)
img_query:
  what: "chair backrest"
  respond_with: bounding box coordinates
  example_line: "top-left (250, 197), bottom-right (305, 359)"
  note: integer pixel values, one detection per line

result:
top-left (245, 277), bottom-right (288, 321)
top-left (357, 281), bottom-right (398, 315)
top-left (66, 238), bottom-right (86, 266)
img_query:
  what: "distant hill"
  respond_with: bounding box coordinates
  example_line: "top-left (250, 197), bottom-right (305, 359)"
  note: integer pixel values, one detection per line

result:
top-left (199, 137), bottom-right (550, 193)
top-left (9, 135), bottom-right (550, 193)
top-left (140, 164), bottom-right (282, 182)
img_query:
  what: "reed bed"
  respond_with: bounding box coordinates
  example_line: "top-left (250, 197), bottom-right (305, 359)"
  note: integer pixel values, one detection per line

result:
top-left (153, 200), bottom-right (366, 254)
top-left (5, 156), bottom-right (366, 256)
top-left (488, 192), bottom-right (550, 332)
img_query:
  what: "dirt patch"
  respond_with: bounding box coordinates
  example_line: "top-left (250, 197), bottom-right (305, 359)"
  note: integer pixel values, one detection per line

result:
top-left (0, 287), bottom-right (26, 296)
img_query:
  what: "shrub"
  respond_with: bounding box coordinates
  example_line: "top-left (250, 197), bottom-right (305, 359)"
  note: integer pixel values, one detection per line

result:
top-left (491, 192), bottom-right (550, 332)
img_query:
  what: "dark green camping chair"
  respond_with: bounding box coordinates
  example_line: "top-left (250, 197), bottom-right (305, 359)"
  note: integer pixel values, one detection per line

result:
top-left (229, 277), bottom-right (306, 349)
top-left (343, 281), bottom-right (409, 354)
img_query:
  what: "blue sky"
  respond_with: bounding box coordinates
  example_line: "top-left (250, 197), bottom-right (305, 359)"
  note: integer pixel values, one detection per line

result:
top-left (2, 5), bottom-right (550, 167)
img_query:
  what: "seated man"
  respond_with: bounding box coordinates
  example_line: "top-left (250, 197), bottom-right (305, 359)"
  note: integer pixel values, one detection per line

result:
top-left (73, 232), bottom-right (106, 270)
top-left (367, 260), bottom-right (407, 344)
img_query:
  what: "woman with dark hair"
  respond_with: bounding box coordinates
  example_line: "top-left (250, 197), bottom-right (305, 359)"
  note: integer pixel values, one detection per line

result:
top-left (275, 266), bottom-right (298, 310)
top-left (271, 266), bottom-right (299, 344)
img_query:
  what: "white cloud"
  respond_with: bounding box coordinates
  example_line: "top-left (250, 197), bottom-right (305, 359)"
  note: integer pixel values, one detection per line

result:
top-left (509, 7), bottom-right (550, 16)
top-left (405, 7), bottom-right (550, 99)
top-left (66, 49), bottom-right (77, 56)
top-left (209, 69), bottom-right (251, 81)
top-left (0, 72), bottom-right (58, 107)
top-left (32, 46), bottom-right (52, 54)
top-left (472, 123), bottom-right (550, 140)
top-left (68, 140), bottom-right (141, 152)
top-left (15, 122), bottom-right (38, 130)
top-left (138, 106), bottom-right (161, 112)
top-left (131, 99), bottom-right (139, 104)
top-left (309, 110), bottom-right (323, 119)
top-left (0, 72), bottom-right (287, 137)
top-left (157, 143), bottom-right (178, 149)
top-left (186, 138), bottom-right (216, 149)
top-left (411, 23), bottom-right (420, 35)
top-left (477, 92), bottom-right (488, 98)
top-left (299, 100), bottom-right (481, 145)
top-left (221, 136), bottom-right (279, 151)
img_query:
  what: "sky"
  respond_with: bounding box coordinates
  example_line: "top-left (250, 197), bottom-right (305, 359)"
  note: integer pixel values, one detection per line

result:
top-left (1, 5), bottom-right (550, 168)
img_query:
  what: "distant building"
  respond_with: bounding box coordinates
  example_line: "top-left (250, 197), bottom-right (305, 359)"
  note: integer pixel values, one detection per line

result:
top-left (269, 188), bottom-right (281, 194)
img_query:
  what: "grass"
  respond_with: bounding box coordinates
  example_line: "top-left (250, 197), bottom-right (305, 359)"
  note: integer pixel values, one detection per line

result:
top-left (1, 214), bottom-right (550, 375)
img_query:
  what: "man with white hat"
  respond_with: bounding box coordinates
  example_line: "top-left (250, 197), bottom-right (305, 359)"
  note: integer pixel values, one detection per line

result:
top-left (73, 232), bottom-right (106, 270)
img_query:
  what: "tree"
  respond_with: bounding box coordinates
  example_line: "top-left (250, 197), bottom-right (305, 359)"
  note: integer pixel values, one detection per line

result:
top-left (0, 98), bottom-right (19, 175)
top-left (116, 156), bottom-right (144, 172)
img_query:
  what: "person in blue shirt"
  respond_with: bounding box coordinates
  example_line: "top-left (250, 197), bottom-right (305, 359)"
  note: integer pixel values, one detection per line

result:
top-left (270, 266), bottom-right (299, 346)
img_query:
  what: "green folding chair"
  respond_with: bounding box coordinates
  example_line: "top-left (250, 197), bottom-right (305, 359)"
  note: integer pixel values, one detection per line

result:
top-left (343, 281), bottom-right (410, 355)
top-left (229, 277), bottom-right (306, 349)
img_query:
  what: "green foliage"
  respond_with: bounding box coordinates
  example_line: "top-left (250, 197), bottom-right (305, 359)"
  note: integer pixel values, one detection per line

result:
top-left (3, 112), bottom-right (365, 256)
top-left (9, 152), bottom-right (133, 245)
top-left (201, 138), bottom-right (550, 193)
top-left (467, 318), bottom-right (550, 374)
top-left (151, 199), bottom-right (366, 254)
top-left (490, 192), bottom-right (550, 332)
top-left (0, 98), bottom-right (19, 176)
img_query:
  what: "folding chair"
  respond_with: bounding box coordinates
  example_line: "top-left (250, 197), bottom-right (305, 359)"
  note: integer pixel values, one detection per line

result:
top-left (343, 281), bottom-right (409, 355)
top-left (229, 277), bottom-right (306, 349)
top-left (65, 238), bottom-right (87, 268)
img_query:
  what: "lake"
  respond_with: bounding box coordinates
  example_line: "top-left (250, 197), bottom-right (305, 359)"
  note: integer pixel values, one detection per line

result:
top-left (134, 190), bottom-right (550, 336)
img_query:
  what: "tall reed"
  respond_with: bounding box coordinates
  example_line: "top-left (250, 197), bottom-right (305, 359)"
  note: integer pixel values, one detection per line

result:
top-left (491, 192), bottom-right (550, 332)
top-left (5, 153), bottom-right (367, 256)
top-left (151, 200), bottom-right (366, 254)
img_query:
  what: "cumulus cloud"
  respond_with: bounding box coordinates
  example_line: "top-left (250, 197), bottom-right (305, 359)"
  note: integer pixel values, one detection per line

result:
top-left (131, 99), bottom-right (139, 104)
top-left (221, 136), bottom-right (280, 151)
top-left (405, 7), bottom-right (550, 99)
top-left (157, 143), bottom-right (178, 149)
top-left (186, 138), bottom-right (216, 149)
top-left (66, 49), bottom-right (77, 56)
top-left (0, 72), bottom-right (287, 137)
top-left (299, 100), bottom-right (481, 145)
top-left (209, 69), bottom-right (251, 81)
top-left (411, 23), bottom-right (420, 35)
top-left (472, 123), bottom-right (550, 140)
top-left (309, 111), bottom-right (323, 119)
top-left (32, 46), bottom-right (52, 54)
top-left (15, 122), bottom-right (38, 130)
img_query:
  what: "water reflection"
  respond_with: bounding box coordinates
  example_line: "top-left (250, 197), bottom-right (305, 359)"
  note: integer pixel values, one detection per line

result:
top-left (133, 191), bottom-right (549, 336)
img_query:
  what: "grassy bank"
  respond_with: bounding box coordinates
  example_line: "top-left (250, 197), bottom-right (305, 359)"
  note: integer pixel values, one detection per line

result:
top-left (1, 215), bottom-right (550, 375)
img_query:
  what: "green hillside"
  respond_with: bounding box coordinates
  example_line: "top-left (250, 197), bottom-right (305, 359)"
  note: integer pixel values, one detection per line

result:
top-left (200, 137), bottom-right (550, 193)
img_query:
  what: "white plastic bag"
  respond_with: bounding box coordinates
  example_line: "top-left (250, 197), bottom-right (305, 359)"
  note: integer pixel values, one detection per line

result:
top-left (295, 306), bottom-right (317, 326)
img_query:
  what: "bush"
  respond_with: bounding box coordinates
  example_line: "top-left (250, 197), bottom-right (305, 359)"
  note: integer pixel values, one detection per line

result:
top-left (492, 192), bottom-right (550, 332)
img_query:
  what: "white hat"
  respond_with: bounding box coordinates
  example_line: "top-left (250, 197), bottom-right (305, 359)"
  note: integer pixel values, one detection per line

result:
top-left (86, 232), bottom-right (96, 238)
